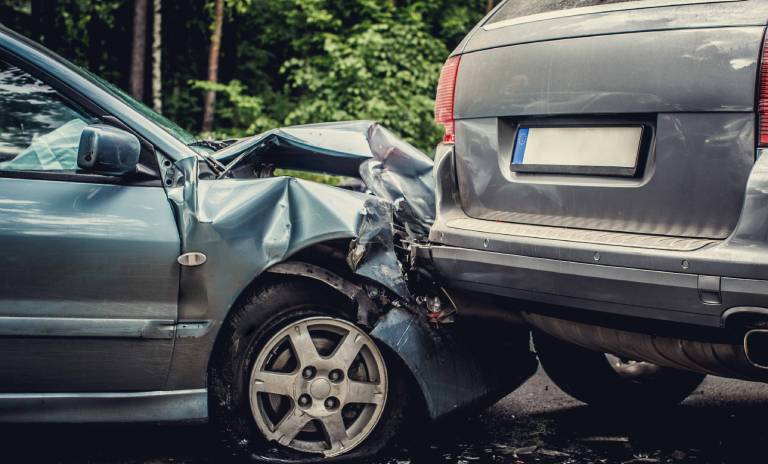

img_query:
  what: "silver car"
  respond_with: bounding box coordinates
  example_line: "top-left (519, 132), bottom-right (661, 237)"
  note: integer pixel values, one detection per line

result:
top-left (428, 0), bottom-right (768, 408)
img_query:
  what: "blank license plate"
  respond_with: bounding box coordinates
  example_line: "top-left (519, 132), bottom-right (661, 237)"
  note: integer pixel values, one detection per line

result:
top-left (511, 126), bottom-right (643, 176)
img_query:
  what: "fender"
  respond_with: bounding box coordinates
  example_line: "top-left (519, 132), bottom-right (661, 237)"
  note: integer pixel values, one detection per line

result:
top-left (267, 261), bottom-right (538, 420)
top-left (267, 261), bottom-right (381, 327)
top-left (371, 308), bottom-right (538, 419)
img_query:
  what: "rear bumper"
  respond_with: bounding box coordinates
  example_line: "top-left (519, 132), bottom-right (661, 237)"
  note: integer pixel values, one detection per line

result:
top-left (426, 244), bottom-right (768, 328)
top-left (427, 144), bottom-right (768, 330)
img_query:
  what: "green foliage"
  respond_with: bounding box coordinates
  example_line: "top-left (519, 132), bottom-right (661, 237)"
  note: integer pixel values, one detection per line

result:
top-left (0, 0), bottom-right (488, 154)
top-left (279, 3), bottom-right (448, 153)
top-left (192, 79), bottom-right (278, 135)
top-left (225, 0), bottom-right (255, 15)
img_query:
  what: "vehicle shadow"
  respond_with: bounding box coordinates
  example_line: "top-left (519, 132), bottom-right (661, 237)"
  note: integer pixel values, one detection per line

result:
top-left (402, 395), bottom-right (768, 464)
top-left (0, 422), bottom-right (213, 463)
top-left (1, 393), bottom-right (767, 463)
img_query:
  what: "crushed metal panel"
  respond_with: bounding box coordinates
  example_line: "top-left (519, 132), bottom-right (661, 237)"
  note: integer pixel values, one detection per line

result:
top-left (214, 121), bottom-right (377, 178)
top-left (167, 156), bottom-right (409, 325)
top-left (165, 124), bottom-right (498, 406)
top-left (359, 123), bottom-right (436, 238)
top-left (212, 121), bottom-right (435, 238)
top-left (371, 308), bottom-right (538, 419)
top-left (268, 261), bottom-right (383, 327)
top-left (347, 198), bottom-right (411, 299)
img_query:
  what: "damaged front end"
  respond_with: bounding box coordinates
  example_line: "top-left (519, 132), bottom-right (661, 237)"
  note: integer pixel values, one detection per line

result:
top-left (166, 121), bottom-right (536, 420)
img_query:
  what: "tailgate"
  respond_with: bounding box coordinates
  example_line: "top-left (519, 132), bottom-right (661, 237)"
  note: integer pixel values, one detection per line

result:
top-left (452, 1), bottom-right (767, 240)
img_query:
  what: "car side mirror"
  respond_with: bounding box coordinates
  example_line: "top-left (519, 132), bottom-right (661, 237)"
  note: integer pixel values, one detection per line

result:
top-left (77, 124), bottom-right (141, 176)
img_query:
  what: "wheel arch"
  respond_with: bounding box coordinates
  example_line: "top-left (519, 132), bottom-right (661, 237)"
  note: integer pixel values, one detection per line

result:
top-left (203, 251), bottom-right (431, 424)
top-left (167, 239), bottom-right (358, 391)
top-left (174, 240), bottom-right (529, 424)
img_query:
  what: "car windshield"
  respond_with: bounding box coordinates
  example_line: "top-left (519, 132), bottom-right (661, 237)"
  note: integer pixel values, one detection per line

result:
top-left (80, 68), bottom-right (204, 149)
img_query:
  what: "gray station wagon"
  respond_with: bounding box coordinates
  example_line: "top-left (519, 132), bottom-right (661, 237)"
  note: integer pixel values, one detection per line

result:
top-left (0, 25), bottom-right (538, 463)
top-left (427, 0), bottom-right (768, 407)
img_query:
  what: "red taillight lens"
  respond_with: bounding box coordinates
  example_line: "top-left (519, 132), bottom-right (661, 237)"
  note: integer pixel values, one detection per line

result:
top-left (435, 55), bottom-right (461, 144)
top-left (760, 32), bottom-right (768, 146)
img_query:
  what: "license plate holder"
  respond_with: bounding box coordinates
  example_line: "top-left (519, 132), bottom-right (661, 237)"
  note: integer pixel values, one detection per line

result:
top-left (511, 126), bottom-right (644, 177)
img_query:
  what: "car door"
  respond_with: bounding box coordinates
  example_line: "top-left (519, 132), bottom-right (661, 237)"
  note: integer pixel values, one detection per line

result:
top-left (0, 58), bottom-right (181, 393)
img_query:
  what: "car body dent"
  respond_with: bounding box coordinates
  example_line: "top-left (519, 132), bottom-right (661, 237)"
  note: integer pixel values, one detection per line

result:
top-left (215, 120), bottom-right (437, 238)
top-left (359, 123), bottom-right (436, 239)
top-left (160, 123), bottom-right (536, 419)
top-left (161, 126), bottom-right (419, 389)
top-left (162, 156), bottom-right (409, 390)
top-left (215, 120), bottom-right (378, 178)
top-left (265, 262), bottom-right (538, 419)
top-left (168, 155), bottom-right (409, 308)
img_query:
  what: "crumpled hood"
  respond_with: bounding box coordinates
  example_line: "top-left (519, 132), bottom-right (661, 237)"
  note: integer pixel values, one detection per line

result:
top-left (359, 124), bottom-right (435, 238)
top-left (215, 121), bottom-right (376, 177)
top-left (214, 121), bottom-right (436, 238)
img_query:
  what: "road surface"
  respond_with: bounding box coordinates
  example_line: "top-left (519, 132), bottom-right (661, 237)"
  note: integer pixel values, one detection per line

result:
top-left (3, 367), bottom-right (767, 463)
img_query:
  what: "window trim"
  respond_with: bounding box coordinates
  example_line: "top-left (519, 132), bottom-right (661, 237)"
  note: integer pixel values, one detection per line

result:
top-left (0, 169), bottom-right (162, 187)
top-left (0, 48), bottom-right (162, 186)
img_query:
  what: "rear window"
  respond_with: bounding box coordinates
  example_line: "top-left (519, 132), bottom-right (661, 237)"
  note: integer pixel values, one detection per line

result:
top-left (487, 0), bottom-right (734, 25)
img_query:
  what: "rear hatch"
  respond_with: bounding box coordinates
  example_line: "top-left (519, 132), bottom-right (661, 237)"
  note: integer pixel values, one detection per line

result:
top-left (451, 0), bottom-right (768, 243)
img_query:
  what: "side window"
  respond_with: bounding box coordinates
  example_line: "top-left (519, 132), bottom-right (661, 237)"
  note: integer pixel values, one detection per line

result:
top-left (0, 59), bottom-right (95, 172)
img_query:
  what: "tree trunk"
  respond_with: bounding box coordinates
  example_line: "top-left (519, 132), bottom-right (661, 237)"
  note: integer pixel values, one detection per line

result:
top-left (486, 0), bottom-right (495, 13)
top-left (151, 0), bottom-right (162, 113)
top-left (201, 0), bottom-right (225, 133)
top-left (130, 0), bottom-right (148, 101)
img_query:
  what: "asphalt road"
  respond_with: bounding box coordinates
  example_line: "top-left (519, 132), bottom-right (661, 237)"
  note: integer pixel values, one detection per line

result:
top-left (3, 367), bottom-right (768, 464)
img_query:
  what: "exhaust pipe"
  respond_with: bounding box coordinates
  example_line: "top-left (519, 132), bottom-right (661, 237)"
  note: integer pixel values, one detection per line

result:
top-left (744, 329), bottom-right (768, 369)
top-left (521, 312), bottom-right (768, 381)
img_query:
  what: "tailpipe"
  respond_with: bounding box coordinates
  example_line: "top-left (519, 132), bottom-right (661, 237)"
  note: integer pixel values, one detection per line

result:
top-left (521, 311), bottom-right (768, 381)
top-left (744, 329), bottom-right (768, 369)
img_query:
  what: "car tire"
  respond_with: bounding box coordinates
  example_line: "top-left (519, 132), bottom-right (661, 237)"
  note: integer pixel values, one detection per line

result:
top-left (209, 278), bottom-right (412, 463)
top-left (533, 330), bottom-right (706, 409)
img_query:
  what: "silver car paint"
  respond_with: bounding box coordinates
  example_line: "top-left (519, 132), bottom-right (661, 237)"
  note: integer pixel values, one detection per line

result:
top-left (462, 0), bottom-right (768, 55)
top-left (428, 0), bottom-right (768, 331)
top-left (0, 178), bottom-right (180, 392)
top-left (452, 26), bottom-right (762, 239)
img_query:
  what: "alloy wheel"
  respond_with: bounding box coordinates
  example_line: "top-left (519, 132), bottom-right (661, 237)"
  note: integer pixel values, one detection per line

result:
top-left (249, 316), bottom-right (388, 457)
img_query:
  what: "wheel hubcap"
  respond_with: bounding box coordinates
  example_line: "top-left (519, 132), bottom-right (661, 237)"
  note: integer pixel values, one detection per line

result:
top-left (310, 378), bottom-right (332, 399)
top-left (249, 317), bottom-right (388, 457)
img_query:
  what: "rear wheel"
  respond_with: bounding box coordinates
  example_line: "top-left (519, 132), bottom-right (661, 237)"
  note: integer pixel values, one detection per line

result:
top-left (209, 280), bottom-right (410, 462)
top-left (533, 330), bottom-right (706, 408)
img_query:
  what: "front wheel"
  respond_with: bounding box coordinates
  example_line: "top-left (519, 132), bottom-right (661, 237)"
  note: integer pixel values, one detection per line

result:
top-left (209, 280), bottom-right (410, 462)
top-left (533, 330), bottom-right (706, 409)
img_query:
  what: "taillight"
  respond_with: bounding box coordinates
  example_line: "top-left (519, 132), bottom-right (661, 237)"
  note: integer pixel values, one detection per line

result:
top-left (435, 55), bottom-right (461, 144)
top-left (760, 32), bottom-right (768, 146)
